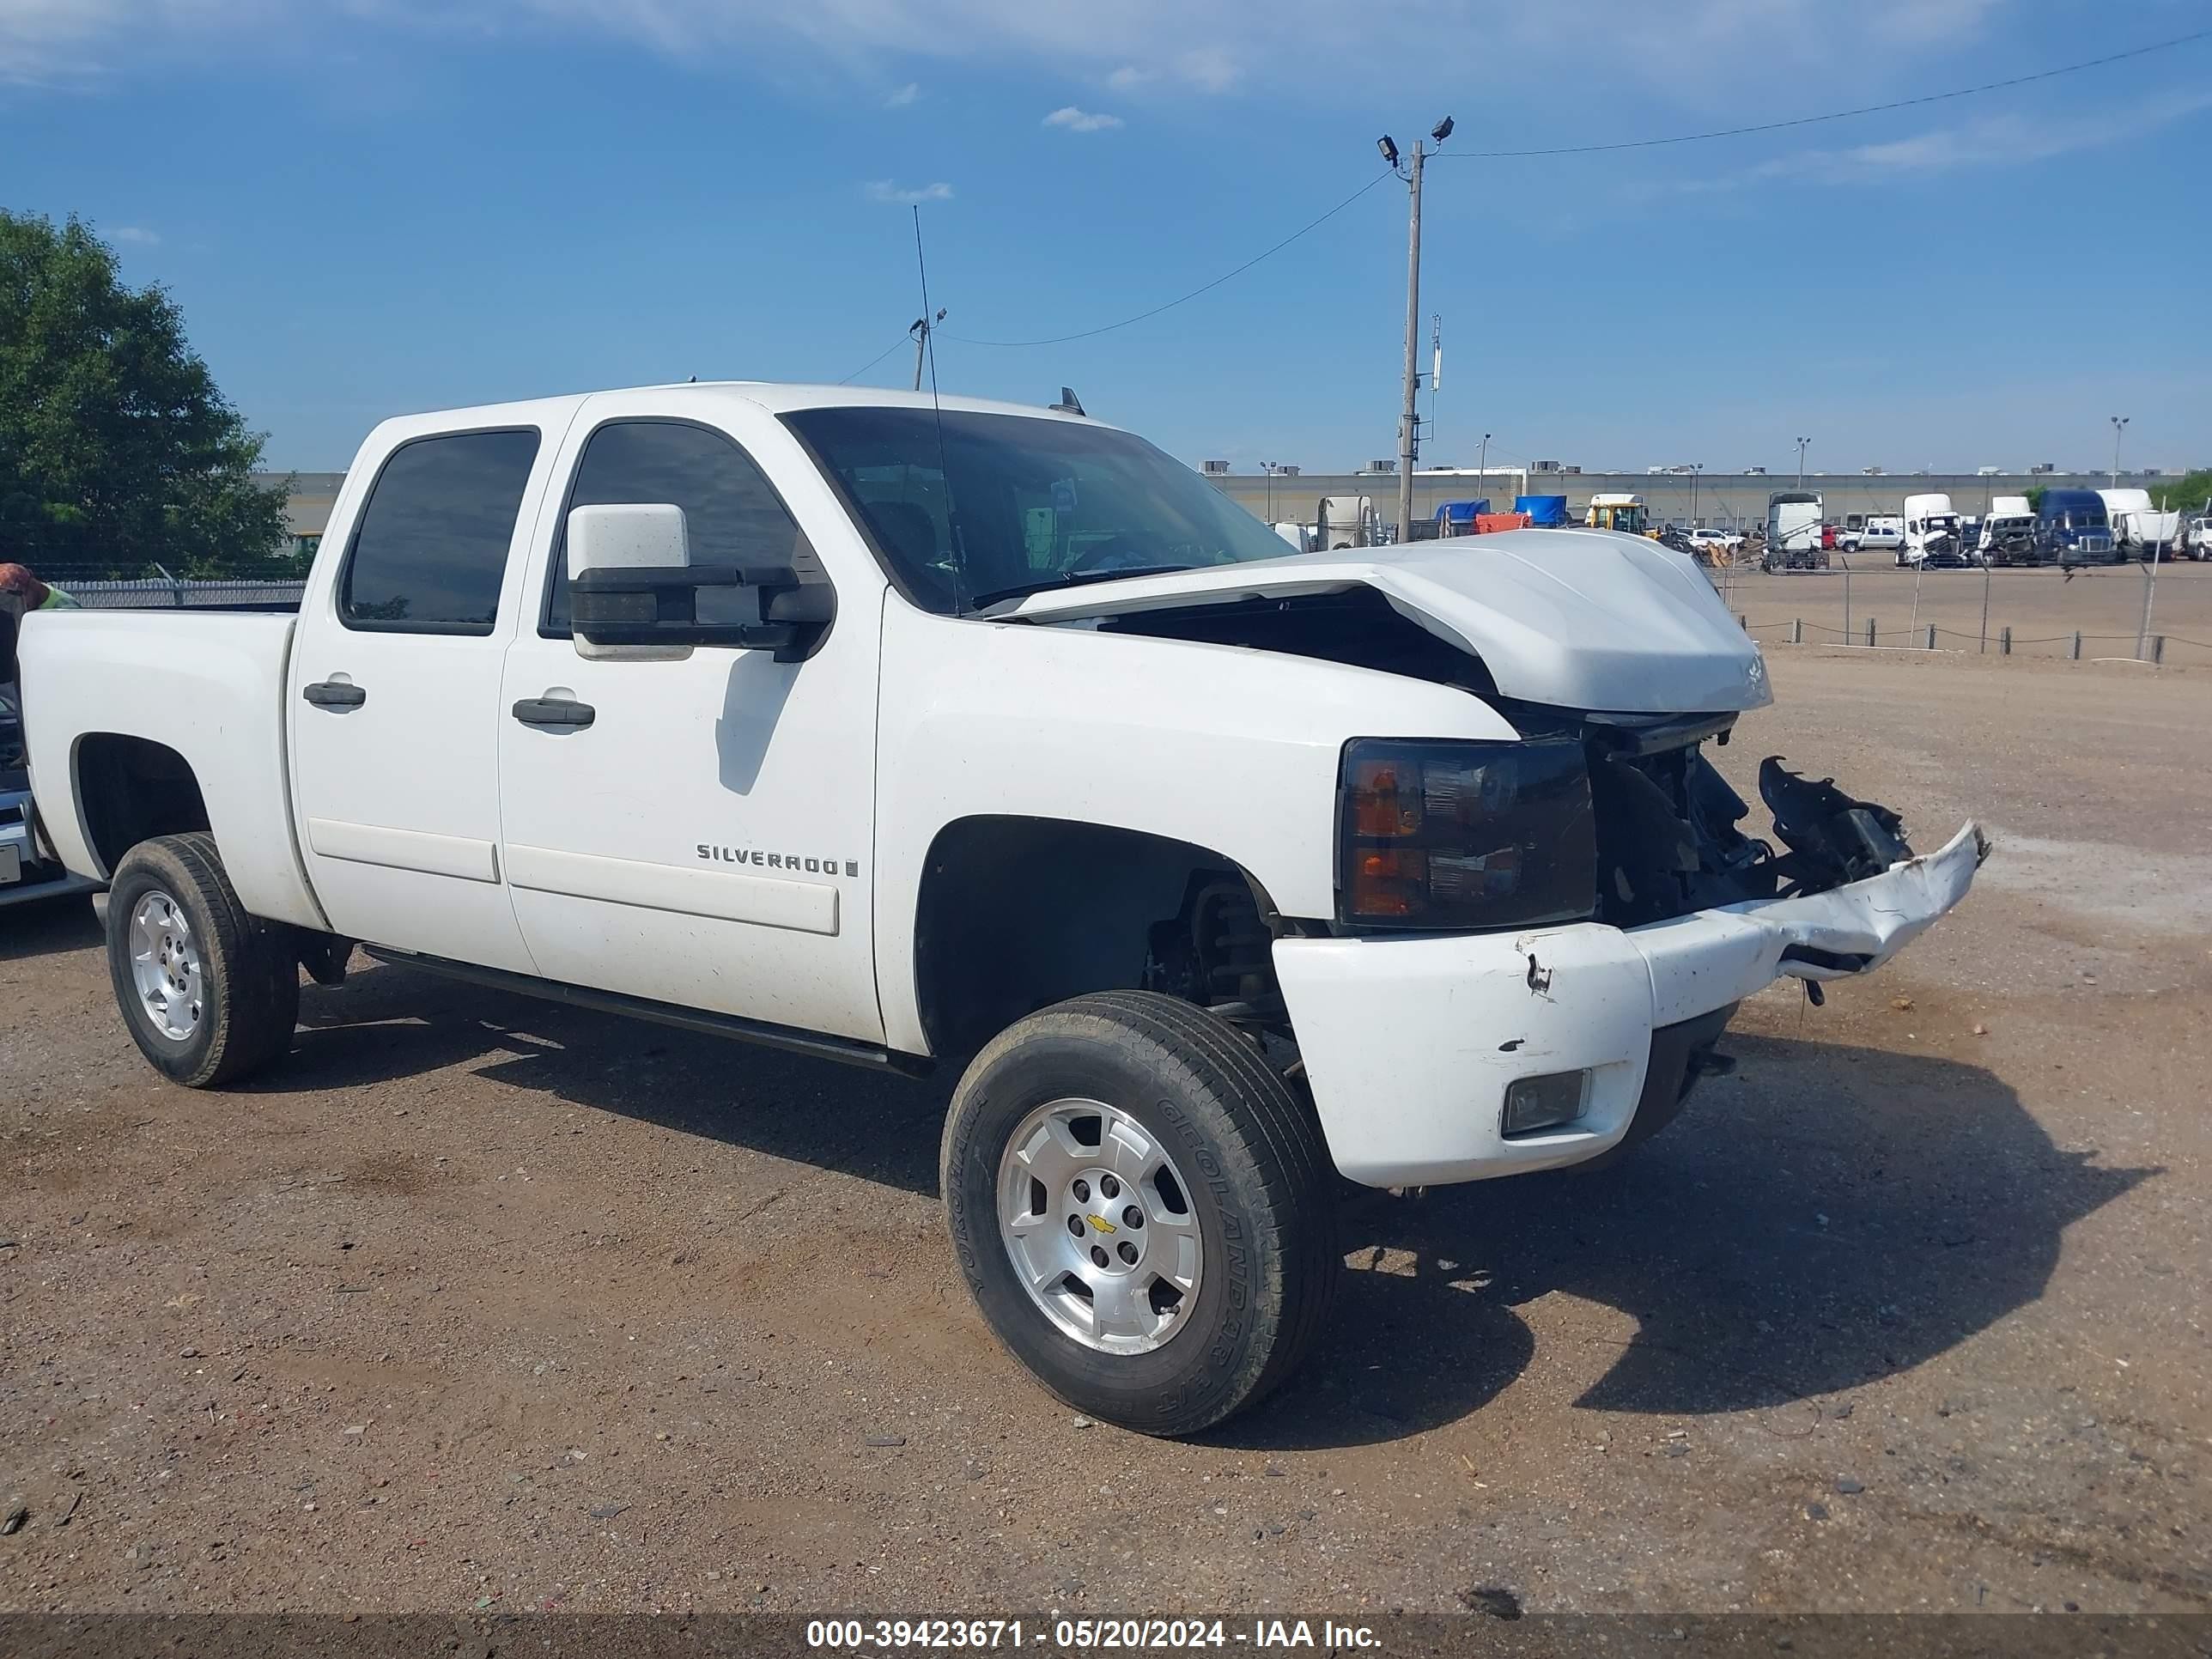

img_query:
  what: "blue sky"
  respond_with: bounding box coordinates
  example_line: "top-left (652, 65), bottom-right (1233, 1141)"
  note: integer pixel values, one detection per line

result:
top-left (5, 0), bottom-right (2207, 476)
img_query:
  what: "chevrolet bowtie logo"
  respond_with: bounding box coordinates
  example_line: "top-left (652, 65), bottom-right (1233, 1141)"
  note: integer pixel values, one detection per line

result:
top-left (1085, 1213), bottom-right (1117, 1235)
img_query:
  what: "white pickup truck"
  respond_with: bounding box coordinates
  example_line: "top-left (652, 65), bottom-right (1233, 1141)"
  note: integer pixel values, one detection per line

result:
top-left (15, 383), bottom-right (1982, 1435)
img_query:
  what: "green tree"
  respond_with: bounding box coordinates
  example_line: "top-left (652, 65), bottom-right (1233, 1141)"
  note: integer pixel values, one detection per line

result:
top-left (0, 210), bottom-right (289, 580)
top-left (2148, 470), bottom-right (2212, 516)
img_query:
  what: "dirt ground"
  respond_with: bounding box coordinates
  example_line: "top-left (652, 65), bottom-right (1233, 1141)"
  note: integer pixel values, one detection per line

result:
top-left (2, 648), bottom-right (2207, 1618)
top-left (1710, 559), bottom-right (2212, 666)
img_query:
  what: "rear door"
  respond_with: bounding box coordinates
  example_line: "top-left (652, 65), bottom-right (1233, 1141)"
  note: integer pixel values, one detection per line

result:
top-left (289, 412), bottom-right (574, 971)
top-left (495, 392), bottom-right (886, 1042)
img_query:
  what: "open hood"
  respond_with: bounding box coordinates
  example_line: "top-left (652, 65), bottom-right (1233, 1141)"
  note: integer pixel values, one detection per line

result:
top-left (991, 528), bottom-right (1773, 714)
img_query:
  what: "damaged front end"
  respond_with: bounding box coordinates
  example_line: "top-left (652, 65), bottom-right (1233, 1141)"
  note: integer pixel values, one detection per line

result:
top-left (1579, 713), bottom-right (1937, 927)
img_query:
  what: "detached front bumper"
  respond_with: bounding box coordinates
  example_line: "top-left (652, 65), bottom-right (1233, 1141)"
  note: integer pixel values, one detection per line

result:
top-left (1275, 821), bottom-right (1985, 1188)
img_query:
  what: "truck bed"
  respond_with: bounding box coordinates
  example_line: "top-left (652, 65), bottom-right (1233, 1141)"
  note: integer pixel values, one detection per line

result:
top-left (17, 609), bottom-right (324, 929)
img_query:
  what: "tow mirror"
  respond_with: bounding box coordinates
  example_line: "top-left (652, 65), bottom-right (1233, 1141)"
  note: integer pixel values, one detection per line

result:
top-left (567, 503), bottom-right (834, 664)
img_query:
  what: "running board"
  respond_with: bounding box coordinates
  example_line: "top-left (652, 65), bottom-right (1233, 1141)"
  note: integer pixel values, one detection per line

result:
top-left (360, 947), bottom-right (935, 1079)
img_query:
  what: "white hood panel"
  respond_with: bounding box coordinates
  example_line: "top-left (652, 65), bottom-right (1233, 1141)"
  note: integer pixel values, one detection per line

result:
top-left (997, 529), bottom-right (1773, 714)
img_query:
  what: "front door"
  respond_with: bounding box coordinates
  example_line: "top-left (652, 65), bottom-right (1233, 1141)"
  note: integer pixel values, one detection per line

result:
top-left (289, 422), bottom-right (563, 972)
top-left (495, 398), bottom-right (885, 1043)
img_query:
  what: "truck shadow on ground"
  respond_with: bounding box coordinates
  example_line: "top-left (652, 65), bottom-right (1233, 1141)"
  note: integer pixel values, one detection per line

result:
top-left (0, 893), bottom-right (100, 961)
top-left (1219, 1029), bottom-right (2152, 1451)
top-left (278, 965), bottom-right (2149, 1452)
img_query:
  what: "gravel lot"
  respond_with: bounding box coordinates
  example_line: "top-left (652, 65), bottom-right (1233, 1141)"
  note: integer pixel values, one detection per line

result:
top-left (1, 648), bottom-right (2206, 1617)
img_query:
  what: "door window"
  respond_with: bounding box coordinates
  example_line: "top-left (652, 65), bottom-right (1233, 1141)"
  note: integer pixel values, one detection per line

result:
top-left (542, 420), bottom-right (819, 635)
top-left (339, 429), bottom-right (540, 634)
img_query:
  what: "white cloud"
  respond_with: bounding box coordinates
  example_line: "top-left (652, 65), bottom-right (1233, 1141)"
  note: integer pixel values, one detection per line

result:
top-left (865, 178), bottom-right (952, 204)
top-left (884, 80), bottom-right (919, 106)
top-left (1043, 104), bottom-right (1121, 132)
top-left (0, 0), bottom-right (2037, 93)
top-left (107, 223), bottom-right (161, 243)
top-left (1172, 44), bottom-right (1237, 93)
top-left (1684, 88), bottom-right (2212, 190)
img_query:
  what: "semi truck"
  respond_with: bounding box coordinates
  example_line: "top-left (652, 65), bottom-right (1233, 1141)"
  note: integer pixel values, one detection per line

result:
top-left (13, 381), bottom-right (1981, 1436)
top-left (1901, 493), bottom-right (1967, 568)
top-left (1977, 497), bottom-right (2038, 566)
top-left (2037, 489), bottom-right (2118, 567)
top-left (1763, 492), bottom-right (1825, 569)
top-left (2099, 489), bottom-right (2182, 562)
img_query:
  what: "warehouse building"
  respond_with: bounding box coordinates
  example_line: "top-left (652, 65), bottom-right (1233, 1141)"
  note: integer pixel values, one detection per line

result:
top-left (1200, 465), bottom-right (2161, 534)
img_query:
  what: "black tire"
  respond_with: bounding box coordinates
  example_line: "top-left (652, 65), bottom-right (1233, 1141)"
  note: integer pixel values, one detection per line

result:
top-left (105, 833), bottom-right (299, 1088)
top-left (941, 991), bottom-right (1338, 1437)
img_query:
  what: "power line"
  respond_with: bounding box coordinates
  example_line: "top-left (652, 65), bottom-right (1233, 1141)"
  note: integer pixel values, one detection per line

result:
top-left (945, 168), bottom-right (1395, 348)
top-left (938, 27), bottom-right (2206, 354)
top-left (1431, 27), bottom-right (2210, 160)
top-left (836, 334), bottom-right (913, 385)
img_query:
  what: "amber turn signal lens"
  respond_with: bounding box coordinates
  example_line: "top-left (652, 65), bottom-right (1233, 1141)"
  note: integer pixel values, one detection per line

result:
top-left (1349, 758), bottom-right (1422, 838)
top-left (1349, 848), bottom-right (1426, 917)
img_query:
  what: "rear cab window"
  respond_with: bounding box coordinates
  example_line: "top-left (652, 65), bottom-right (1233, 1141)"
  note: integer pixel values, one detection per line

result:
top-left (339, 429), bottom-right (541, 634)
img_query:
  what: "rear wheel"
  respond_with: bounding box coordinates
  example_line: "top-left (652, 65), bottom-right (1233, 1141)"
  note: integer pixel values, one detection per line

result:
top-left (942, 992), bottom-right (1337, 1437)
top-left (106, 833), bottom-right (299, 1088)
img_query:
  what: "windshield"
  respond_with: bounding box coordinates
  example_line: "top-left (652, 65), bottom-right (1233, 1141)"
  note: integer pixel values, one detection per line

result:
top-left (783, 407), bottom-right (1295, 614)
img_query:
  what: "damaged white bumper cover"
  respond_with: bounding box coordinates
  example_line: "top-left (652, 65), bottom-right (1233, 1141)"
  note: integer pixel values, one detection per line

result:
top-left (1274, 821), bottom-right (1987, 1188)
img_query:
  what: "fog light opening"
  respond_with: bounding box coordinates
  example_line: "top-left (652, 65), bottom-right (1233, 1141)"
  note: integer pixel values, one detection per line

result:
top-left (1502, 1069), bottom-right (1593, 1139)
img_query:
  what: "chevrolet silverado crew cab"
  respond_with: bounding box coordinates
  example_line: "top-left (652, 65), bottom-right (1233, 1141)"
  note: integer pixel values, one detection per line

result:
top-left (15, 384), bottom-right (1983, 1435)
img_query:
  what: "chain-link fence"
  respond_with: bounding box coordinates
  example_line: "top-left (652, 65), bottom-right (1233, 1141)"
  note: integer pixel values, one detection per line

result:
top-left (1716, 563), bottom-right (2212, 667)
top-left (22, 557), bottom-right (309, 611)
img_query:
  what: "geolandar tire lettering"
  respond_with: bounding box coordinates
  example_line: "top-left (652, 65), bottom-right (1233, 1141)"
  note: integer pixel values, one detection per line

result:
top-left (104, 833), bottom-right (301, 1089)
top-left (940, 990), bottom-right (1337, 1437)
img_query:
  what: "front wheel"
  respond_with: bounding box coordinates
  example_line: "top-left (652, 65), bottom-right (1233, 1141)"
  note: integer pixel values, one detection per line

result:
top-left (105, 833), bottom-right (299, 1088)
top-left (941, 992), bottom-right (1338, 1437)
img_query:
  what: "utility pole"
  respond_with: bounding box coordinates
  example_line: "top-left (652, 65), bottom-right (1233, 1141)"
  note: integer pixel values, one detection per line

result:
top-left (1395, 140), bottom-right (1425, 544)
top-left (1379, 118), bottom-right (1451, 546)
top-left (910, 308), bottom-right (945, 392)
top-left (2110, 415), bottom-right (2129, 486)
top-left (1262, 461), bottom-right (1278, 525)
top-left (1690, 463), bottom-right (1703, 530)
top-left (1478, 432), bottom-right (1491, 507)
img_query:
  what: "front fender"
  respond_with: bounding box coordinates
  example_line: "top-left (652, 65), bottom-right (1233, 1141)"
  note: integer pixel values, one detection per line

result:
top-left (870, 602), bottom-right (1514, 1054)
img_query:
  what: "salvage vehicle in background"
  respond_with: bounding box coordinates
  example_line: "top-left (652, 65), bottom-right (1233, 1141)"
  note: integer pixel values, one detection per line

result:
top-left (2099, 489), bottom-right (2183, 563)
top-left (1583, 492), bottom-right (1649, 534)
top-left (1977, 498), bottom-right (2039, 566)
top-left (15, 383), bottom-right (1983, 1436)
top-left (2038, 489), bottom-right (2118, 567)
top-left (1901, 493), bottom-right (1969, 568)
top-left (1857, 514), bottom-right (1904, 556)
top-left (1764, 492), bottom-right (1823, 568)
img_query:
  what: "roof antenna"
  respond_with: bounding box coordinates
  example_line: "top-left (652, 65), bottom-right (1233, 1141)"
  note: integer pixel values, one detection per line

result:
top-left (912, 204), bottom-right (969, 613)
top-left (1050, 386), bottom-right (1085, 416)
